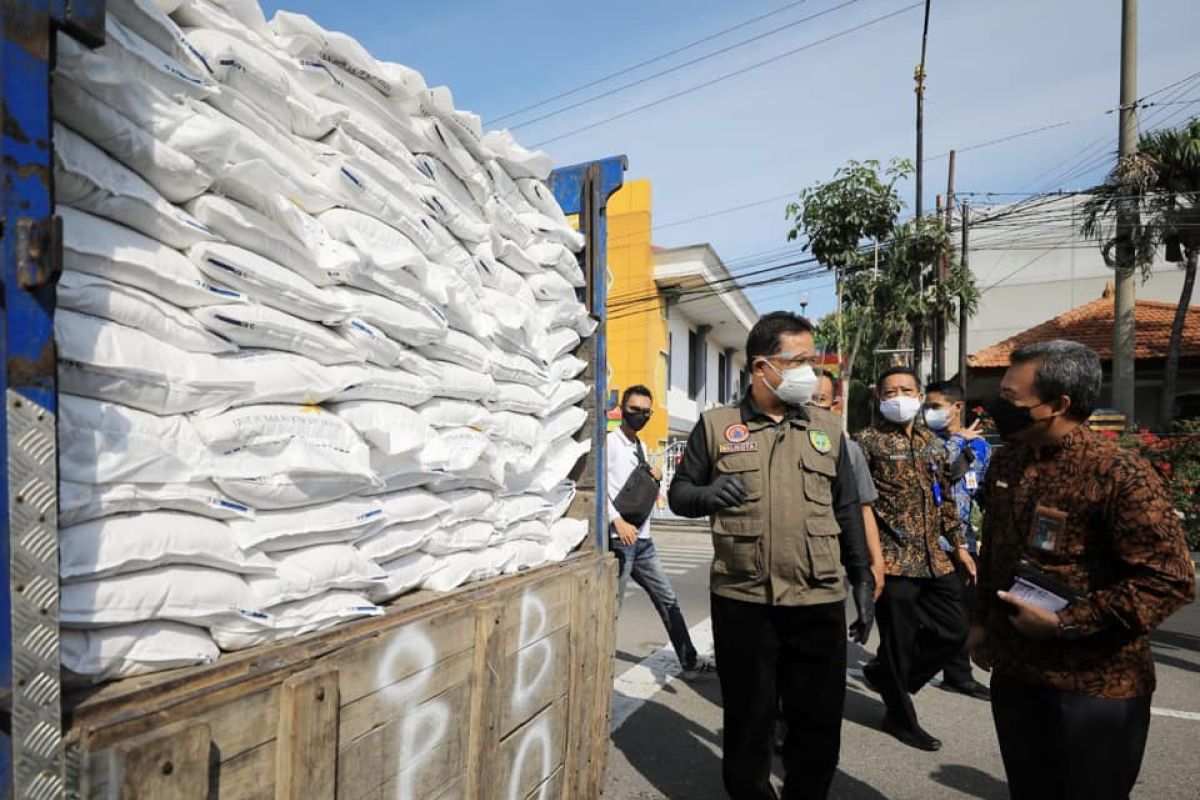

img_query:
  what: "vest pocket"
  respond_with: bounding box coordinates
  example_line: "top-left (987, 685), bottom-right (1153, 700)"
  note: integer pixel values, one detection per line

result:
top-left (715, 452), bottom-right (763, 500)
top-left (806, 516), bottom-right (843, 582)
top-left (803, 470), bottom-right (833, 505)
top-left (711, 524), bottom-right (763, 577)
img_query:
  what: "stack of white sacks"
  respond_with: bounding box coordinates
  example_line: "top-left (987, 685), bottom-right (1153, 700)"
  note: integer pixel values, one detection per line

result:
top-left (55, 0), bottom-right (592, 682)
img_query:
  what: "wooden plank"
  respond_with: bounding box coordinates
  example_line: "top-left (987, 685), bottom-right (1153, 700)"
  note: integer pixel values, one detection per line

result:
top-left (499, 626), bottom-right (571, 737)
top-left (498, 574), bottom-right (573, 657)
top-left (584, 557), bottom-right (619, 796)
top-left (464, 601), bottom-right (504, 800)
top-left (524, 767), bottom-right (564, 800)
top-left (339, 647), bottom-right (474, 744)
top-left (497, 698), bottom-right (569, 800)
top-left (112, 721), bottom-right (211, 800)
top-left (275, 669), bottom-right (339, 800)
top-left (562, 563), bottom-right (598, 800)
top-left (218, 740), bottom-right (275, 800)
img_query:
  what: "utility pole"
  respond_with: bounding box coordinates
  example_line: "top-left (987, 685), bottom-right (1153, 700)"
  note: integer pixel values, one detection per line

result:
top-left (936, 149), bottom-right (955, 383)
top-left (958, 200), bottom-right (970, 395)
top-left (1113, 0), bottom-right (1138, 422)
top-left (912, 0), bottom-right (932, 377)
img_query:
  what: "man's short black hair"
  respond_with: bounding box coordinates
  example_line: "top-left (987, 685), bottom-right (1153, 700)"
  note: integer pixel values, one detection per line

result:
top-left (746, 311), bottom-right (815, 360)
top-left (621, 384), bottom-right (653, 407)
top-left (1009, 340), bottom-right (1102, 421)
top-left (876, 366), bottom-right (921, 392)
top-left (926, 380), bottom-right (964, 403)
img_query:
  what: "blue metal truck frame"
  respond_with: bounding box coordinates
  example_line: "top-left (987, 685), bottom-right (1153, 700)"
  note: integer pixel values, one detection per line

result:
top-left (0, 1), bottom-right (624, 792)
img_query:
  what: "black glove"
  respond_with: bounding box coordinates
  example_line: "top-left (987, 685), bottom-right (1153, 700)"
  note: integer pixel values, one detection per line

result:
top-left (848, 581), bottom-right (875, 645)
top-left (704, 474), bottom-right (748, 513)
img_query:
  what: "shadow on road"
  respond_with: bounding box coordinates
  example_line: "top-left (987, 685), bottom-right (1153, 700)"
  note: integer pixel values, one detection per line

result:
top-left (928, 764), bottom-right (1009, 800)
top-left (1152, 628), bottom-right (1200, 655)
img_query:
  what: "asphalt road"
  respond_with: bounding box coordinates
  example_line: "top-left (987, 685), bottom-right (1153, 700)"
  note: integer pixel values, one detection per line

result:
top-left (602, 524), bottom-right (1200, 800)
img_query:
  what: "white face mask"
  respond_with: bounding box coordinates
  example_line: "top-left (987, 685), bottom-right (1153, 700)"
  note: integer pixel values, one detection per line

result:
top-left (761, 360), bottom-right (818, 407)
top-left (923, 406), bottom-right (951, 431)
top-left (880, 395), bottom-right (922, 424)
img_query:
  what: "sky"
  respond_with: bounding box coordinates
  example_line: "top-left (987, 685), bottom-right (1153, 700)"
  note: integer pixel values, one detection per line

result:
top-left (259, 0), bottom-right (1199, 322)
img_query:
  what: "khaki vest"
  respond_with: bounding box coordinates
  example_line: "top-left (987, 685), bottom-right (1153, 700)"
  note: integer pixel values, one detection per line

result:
top-left (702, 404), bottom-right (846, 607)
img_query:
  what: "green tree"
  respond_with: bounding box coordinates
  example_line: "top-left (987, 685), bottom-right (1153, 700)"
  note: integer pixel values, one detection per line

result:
top-left (1081, 118), bottom-right (1200, 425)
top-left (789, 159), bottom-right (977, 423)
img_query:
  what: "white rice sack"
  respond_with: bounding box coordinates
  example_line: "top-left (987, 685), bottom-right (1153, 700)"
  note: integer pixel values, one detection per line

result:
top-left (521, 211), bottom-right (585, 254)
top-left (417, 398), bottom-right (490, 430)
top-left (185, 28), bottom-right (344, 140)
top-left (53, 78), bottom-right (212, 203)
top-left (488, 382), bottom-right (549, 416)
top-left (58, 271), bottom-right (236, 355)
top-left (367, 458), bottom-right (433, 488)
top-left (524, 271), bottom-right (577, 303)
top-left (230, 497), bottom-right (384, 553)
top-left (336, 319), bottom-right (437, 373)
top-left (421, 428), bottom-right (490, 473)
top-left (442, 290), bottom-right (494, 342)
top-left (59, 394), bottom-right (210, 485)
top-left (174, 0), bottom-right (273, 42)
top-left (549, 353), bottom-right (588, 382)
top-left (331, 286), bottom-right (447, 348)
top-left (186, 195), bottom-right (337, 287)
top-left (318, 208), bottom-right (448, 304)
top-left (485, 197), bottom-right (537, 250)
top-left (541, 482), bottom-right (577, 524)
top-left (422, 547), bottom-right (512, 592)
top-left (516, 178), bottom-right (579, 247)
top-left (62, 621), bottom-right (219, 681)
top-left (538, 298), bottom-right (596, 338)
top-left (417, 329), bottom-right (491, 373)
top-left (374, 488), bottom-right (450, 524)
top-left (221, 350), bottom-right (346, 406)
top-left (493, 236), bottom-right (541, 276)
top-left (210, 591), bottom-right (382, 651)
top-left (248, 544), bottom-right (385, 606)
top-left (540, 328), bottom-right (583, 364)
top-left (493, 494), bottom-right (551, 529)
top-left (542, 381), bottom-right (590, 418)
top-left (420, 86), bottom-right (492, 163)
top-left (412, 117), bottom-right (485, 190)
top-left (60, 480), bottom-right (253, 527)
top-left (428, 362), bottom-right (496, 403)
top-left (413, 152), bottom-right (485, 218)
top-left (527, 240), bottom-right (585, 287)
top-left (214, 156), bottom-right (343, 217)
top-left (499, 540), bottom-right (551, 574)
top-left (55, 123), bottom-right (217, 249)
top-left (509, 439), bottom-right (591, 496)
top-left (503, 519), bottom-right (553, 544)
top-left (417, 184), bottom-right (489, 244)
top-left (329, 365), bottom-right (434, 406)
top-left (355, 517), bottom-right (439, 563)
top-left (488, 411), bottom-right (544, 444)
top-left (368, 551), bottom-right (439, 603)
top-left (475, 248), bottom-right (537, 306)
top-left (439, 489), bottom-right (497, 525)
top-left (60, 206), bottom-right (241, 308)
top-left (330, 401), bottom-right (432, 456)
top-left (106, 0), bottom-right (211, 77)
top-left (192, 304), bottom-right (363, 366)
top-left (188, 242), bottom-right (352, 325)
top-left (61, 566), bottom-right (263, 628)
top-left (270, 11), bottom-right (410, 100)
top-left (547, 518), bottom-right (589, 562)
top-left (56, 15), bottom-right (216, 102)
top-left (426, 452), bottom-right (506, 493)
top-left (422, 521), bottom-right (494, 556)
top-left (489, 349), bottom-right (549, 387)
top-left (196, 404), bottom-right (370, 475)
top-left (542, 405), bottom-right (589, 443)
top-left (57, 310), bottom-right (252, 415)
top-left (60, 512), bottom-right (273, 582)
top-left (483, 129), bottom-right (554, 180)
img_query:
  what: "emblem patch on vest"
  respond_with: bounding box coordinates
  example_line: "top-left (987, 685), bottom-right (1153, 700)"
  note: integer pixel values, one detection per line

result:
top-left (809, 429), bottom-right (832, 454)
top-left (724, 423), bottom-right (750, 443)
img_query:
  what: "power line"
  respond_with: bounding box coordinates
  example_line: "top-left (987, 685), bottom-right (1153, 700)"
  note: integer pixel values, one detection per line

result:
top-left (507, 0), bottom-right (869, 131)
top-left (531, 2), bottom-right (923, 148)
top-left (486, 0), bottom-right (814, 125)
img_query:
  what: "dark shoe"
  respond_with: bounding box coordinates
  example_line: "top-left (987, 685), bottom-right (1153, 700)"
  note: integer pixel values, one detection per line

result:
top-left (860, 661), bottom-right (883, 695)
top-left (882, 716), bottom-right (942, 752)
top-left (681, 656), bottom-right (716, 681)
top-left (941, 678), bottom-right (991, 701)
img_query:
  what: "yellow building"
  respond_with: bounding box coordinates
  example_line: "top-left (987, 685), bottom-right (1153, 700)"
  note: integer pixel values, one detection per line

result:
top-left (605, 179), bottom-right (758, 467)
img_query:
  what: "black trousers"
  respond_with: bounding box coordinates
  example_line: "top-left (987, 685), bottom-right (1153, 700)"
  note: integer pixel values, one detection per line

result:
top-left (942, 581), bottom-right (977, 685)
top-left (874, 573), bottom-right (967, 731)
top-left (711, 594), bottom-right (846, 800)
top-left (991, 674), bottom-right (1151, 800)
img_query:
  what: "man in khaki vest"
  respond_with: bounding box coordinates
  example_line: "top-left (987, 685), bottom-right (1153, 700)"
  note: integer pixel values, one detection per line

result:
top-left (669, 311), bottom-right (875, 800)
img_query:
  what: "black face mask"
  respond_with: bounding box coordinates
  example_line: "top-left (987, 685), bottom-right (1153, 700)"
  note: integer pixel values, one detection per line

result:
top-left (623, 409), bottom-right (651, 432)
top-left (987, 397), bottom-right (1047, 440)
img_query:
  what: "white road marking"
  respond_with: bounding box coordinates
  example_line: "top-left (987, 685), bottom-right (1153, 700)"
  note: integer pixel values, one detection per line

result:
top-left (611, 618), bottom-right (714, 732)
top-left (1151, 707), bottom-right (1200, 721)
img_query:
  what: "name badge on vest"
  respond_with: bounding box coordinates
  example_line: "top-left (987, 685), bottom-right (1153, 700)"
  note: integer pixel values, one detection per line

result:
top-left (719, 423), bottom-right (758, 453)
top-left (1028, 504), bottom-right (1068, 553)
top-left (809, 429), bottom-right (831, 454)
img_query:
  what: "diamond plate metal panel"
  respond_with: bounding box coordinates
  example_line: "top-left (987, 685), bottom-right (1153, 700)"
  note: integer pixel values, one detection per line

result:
top-left (8, 391), bottom-right (63, 799)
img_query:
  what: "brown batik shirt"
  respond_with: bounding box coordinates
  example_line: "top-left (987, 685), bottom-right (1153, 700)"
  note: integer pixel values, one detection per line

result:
top-left (975, 425), bottom-right (1195, 699)
top-left (857, 421), bottom-right (964, 578)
